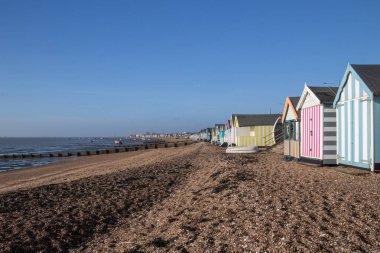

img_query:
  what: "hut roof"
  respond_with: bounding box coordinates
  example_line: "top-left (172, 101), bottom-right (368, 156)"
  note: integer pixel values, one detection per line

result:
top-left (282, 96), bottom-right (300, 123)
top-left (231, 114), bottom-right (238, 124)
top-left (236, 114), bottom-right (281, 127)
top-left (308, 86), bottom-right (338, 104)
top-left (231, 114), bottom-right (249, 125)
top-left (352, 64), bottom-right (380, 96)
top-left (289, 97), bottom-right (300, 108)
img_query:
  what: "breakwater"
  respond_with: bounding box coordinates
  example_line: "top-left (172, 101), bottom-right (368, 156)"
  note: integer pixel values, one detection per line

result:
top-left (0, 141), bottom-right (196, 160)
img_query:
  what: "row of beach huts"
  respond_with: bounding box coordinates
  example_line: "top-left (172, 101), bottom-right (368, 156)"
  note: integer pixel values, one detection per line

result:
top-left (199, 64), bottom-right (380, 172)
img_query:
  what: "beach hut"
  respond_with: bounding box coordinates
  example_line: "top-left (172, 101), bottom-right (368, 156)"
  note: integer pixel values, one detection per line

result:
top-left (296, 85), bottom-right (338, 165)
top-left (282, 96), bottom-right (301, 160)
top-left (207, 128), bottom-right (212, 142)
top-left (211, 127), bottom-right (218, 145)
top-left (224, 120), bottom-right (232, 145)
top-left (224, 114), bottom-right (240, 146)
top-left (234, 114), bottom-right (281, 147)
top-left (199, 129), bottom-right (206, 141)
top-left (229, 114), bottom-right (238, 146)
top-left (215, 124), bottom-right (225, 145)
top-left (200, 128), bottom-right (212, 142)
top-left (333, 64), bottom-right (380, 171)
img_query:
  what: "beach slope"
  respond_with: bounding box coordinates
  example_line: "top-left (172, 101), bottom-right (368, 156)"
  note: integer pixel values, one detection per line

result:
top-left (0, 143), bottom-right (379, 252)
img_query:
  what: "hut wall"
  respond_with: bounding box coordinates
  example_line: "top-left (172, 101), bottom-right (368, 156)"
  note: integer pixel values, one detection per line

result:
top-left (284, 139), bottom-right (290, 156)
top-left (284, 121), bottom-right (300, 159)
top-left (322, 106), bottom-right (337, 164)
top-left (292, 121), bottom-right (300, 158)
top-left (374, 97), bottom-right (380, 170)
top-left (301, 105), bottom-right (321, 159)
top-left (236, 125), bottom-right (274, 147)
top-left (285, 109), bottom-right (296, 121)
top-left (336, 72), bottom-right (372, 169)
top-left (224, 129), bottom-right (230, 144)
top-left (292, 140), bottom-right (300, 158)
top-left (284, 140), bottom-right (300, 158)
top-left (231, 126), bottom-right (237, 145)
top-left (217, 129), bottom-right (225, 144)
top-left (236, 127), bottom-right (251, 146)
top-left (251, 125), bottom-right (274, 146)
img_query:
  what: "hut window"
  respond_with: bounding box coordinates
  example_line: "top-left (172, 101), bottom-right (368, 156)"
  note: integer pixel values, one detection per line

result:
top-left (284, 122), bottom-right (290, 140)
top-left (291, 123), bottom-right (296, 140)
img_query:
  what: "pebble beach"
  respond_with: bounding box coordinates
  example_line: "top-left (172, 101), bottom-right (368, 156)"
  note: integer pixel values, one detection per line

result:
top-left (1, 143), bottom-right (379, 252)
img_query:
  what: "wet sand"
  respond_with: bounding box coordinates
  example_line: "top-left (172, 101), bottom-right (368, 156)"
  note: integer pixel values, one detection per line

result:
top-left (0, 143), bottom-right (379, 252)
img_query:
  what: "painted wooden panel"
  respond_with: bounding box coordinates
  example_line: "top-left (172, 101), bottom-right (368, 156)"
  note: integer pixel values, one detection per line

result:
top-left (236, 125), bottom-right (274, 147)
top-left (231, 129), bottom-right (235, 144)
top-left (301, 105), bottom-right (321, 159)
top-left (284, 140), bottom-right (300, 158)
top-left (285, 108), bottom-right (296, 121)
top-left (336, 74), bottom-right (371, 169)
top-left (224, 129), bottom-right (231, 144)
top-left (291, 140), bottom-right (300, 158)
top-left (373, 97), bottom-right (380, 166)
top-left (284, 140), bottom-right (289, 155)
top-left (322, 106), bottom-right (337, 164)
top-left (252, 125), bottom-right (274, 146)
top-left (284, 120), bottom-right (300, 158)
top-left (302, 92), bottom-right (320, 109)
top-left (218, 130), bottom-right (225, 144)
top-left (236, 127), bottom-right (250, 146)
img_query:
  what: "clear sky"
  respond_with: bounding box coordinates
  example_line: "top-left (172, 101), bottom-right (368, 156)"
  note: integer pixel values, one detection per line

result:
top-left (1, 1), bottom-right (380, 137)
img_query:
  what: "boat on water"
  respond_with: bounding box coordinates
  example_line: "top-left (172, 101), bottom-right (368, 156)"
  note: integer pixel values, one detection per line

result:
top-left (114, 138), bottom-right (123, 145)
top-left (226, 145), bottom-right (259, 154)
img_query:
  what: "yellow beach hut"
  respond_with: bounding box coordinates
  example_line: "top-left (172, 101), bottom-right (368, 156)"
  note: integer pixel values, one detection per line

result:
top-left (234, 114), bottom-right (282, 147)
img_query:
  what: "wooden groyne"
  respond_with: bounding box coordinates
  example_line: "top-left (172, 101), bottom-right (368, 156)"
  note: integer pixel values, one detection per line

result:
top-left (0, 141), bottom-right (197, 160)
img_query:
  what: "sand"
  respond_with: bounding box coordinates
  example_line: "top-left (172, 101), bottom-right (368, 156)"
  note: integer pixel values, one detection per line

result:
top-left (0, 146), bottom-right (195, 194)
top-left (0, 143), bottom-right (379, 252)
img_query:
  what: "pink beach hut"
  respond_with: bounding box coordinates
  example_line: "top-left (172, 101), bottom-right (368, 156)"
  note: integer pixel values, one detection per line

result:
top-left (296, 85), bottom-right (339, 165)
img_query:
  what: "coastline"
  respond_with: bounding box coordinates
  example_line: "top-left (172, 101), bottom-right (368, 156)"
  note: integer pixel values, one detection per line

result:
top-left (0, 138), bottom-right (194, 174)
top-left (1, 143), bottom-right (379, 252)
top-left (0, 143), bottom-right (197, 194)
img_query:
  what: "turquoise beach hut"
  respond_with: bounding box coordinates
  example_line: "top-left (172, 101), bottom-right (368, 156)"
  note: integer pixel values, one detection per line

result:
top-left (333, 64), bottom-right (380, 171)
top-left (215, 124), bottom-right (225, 145)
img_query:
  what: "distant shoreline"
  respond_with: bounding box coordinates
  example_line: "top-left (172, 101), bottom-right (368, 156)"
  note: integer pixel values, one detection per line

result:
top-left (0, 144), bottom-right (197, 193)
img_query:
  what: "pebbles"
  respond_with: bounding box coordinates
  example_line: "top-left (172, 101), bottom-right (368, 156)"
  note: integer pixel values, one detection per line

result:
top-left (1, 143), bottom-right (380, 252)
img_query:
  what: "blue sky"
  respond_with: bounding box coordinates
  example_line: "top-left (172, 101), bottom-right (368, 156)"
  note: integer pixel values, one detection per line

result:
top-left (1, 1), bottom-right (380, 137)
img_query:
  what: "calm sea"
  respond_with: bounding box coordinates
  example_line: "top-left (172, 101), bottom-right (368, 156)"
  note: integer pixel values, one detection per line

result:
top-left (0, 137), bottom-right (143, 172)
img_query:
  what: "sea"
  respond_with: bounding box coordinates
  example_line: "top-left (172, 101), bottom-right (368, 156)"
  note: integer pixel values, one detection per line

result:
top-left (0, 137), bottom-right (143, 172)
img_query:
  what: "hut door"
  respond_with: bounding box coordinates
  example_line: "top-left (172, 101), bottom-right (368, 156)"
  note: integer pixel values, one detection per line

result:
top-left (301, 105), bottom-right (321, 159)
top-left (309, 117), bottom-right (314, 155)
top-left (289, 122), bottom-right (294, 156)
top-left (359, 98), bottom-right (371, 168)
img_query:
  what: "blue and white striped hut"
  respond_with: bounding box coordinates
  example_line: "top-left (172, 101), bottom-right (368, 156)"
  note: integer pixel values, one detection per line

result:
top-left (333, 64), bottom-right (380, 171)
